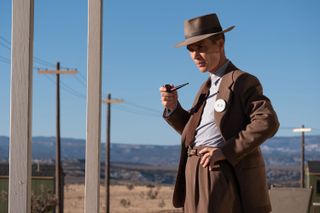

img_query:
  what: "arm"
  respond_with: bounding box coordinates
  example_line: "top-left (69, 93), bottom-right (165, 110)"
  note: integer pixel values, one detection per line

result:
top-left (160, 85), bottom-right (190, 135)
top-left (163, 101), bottom-right (190, 135)
top-left (221, 74), bottom-right (280, 166)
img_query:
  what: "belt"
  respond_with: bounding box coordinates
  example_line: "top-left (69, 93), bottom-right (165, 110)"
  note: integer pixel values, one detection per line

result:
top-left (187, 146), bottom-right (221, 170)
top-left (187, 146), bottom-right (203, 157)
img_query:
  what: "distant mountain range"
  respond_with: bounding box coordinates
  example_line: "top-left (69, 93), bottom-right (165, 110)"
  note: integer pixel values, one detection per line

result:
top-left (0, 135), bottom-right (319, 166)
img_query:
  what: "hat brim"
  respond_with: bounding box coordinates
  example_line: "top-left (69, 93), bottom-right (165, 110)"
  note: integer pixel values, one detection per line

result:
top-left (175, 25), bottom-right (235, 48)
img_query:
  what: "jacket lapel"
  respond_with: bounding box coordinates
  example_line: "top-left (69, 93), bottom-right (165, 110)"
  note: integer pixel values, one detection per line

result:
top-left (183, 78), bottom-right (211, 147)
top-left (182, 62), bottom-right (239, 146)
top-left (215, 62), bottom-right (239, 132)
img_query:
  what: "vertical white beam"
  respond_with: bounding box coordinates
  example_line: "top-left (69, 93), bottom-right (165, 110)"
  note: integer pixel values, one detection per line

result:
top-left (84, 0), bottom-right (103, 212)
top-left (8, 0), bottom-right (34, 212)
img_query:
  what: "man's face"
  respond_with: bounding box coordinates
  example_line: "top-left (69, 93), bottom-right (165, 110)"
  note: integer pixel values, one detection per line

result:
top-left (187, 38), bottom-right (224, 73)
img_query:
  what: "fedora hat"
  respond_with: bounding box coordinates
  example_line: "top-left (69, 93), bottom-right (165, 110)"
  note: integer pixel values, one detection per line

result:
top-left (175, 13), bottom-right (235, 48)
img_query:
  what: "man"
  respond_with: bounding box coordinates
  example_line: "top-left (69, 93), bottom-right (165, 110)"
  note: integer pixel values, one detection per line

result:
top-left (159, 13), bottom-right (279, 213)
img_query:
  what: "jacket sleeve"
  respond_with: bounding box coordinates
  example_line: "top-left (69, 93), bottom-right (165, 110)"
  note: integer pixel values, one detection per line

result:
top-left (163, 102), bottom-right (190, 135)
top-left (221, 74), bottom-right (280, 166)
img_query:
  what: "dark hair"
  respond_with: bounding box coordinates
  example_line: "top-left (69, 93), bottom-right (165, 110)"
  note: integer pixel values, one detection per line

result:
top-left (209, 33), bottom-right (225, 43)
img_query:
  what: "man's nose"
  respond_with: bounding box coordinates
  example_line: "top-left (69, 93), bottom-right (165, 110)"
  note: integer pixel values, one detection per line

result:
top-left (193, 51), bottom-right (201, 59)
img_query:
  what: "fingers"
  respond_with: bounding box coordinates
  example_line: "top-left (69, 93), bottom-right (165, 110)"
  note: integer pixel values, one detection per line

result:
top-left (159, 86), bottom-right (169, 93)
top-left (198, 147), bottom-right (210, 155)
top-left (199, 148), bottom-right (212, 168)
top-left (199, 147), bottom-right (220, 168)
top-left (159, 86), bottom-right (178, 111)
top-left (200, 152), bottom-right (211, 167)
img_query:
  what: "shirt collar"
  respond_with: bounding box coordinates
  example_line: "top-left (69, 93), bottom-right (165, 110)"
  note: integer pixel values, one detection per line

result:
top-left (210, 60), bottom-right (229, 86)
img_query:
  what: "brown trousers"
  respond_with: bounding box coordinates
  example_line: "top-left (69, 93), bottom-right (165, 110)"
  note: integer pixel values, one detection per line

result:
top-left (184, 147), bottom-right (243, 213)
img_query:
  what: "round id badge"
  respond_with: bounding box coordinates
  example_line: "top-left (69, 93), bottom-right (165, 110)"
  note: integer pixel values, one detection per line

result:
top-left (214, 99), bottom-right (227, 112)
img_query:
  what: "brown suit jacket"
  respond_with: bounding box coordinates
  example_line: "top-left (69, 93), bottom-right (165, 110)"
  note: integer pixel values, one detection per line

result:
top-left (164, 62), bottom-right (279, 213)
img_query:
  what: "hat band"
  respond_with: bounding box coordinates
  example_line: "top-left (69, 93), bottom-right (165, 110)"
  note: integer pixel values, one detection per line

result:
top-left (185, 27), bottom-right (223, 39)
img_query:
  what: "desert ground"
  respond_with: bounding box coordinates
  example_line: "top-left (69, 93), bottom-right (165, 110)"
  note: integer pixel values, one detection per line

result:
top-left (64, 184), bottom-right (183, 213)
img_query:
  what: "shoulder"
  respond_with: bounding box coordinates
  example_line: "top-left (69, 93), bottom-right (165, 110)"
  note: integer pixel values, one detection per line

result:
top-left (222, 64), bottom-right (261, 91)
top-left (222, 62), bottom-right (259, 84)
top-left (229, 69), bottom-right (259, 85)
top-left (222, 64), bottom-right (264, 98)
top-left (227, 69), bottom-right (261, 91)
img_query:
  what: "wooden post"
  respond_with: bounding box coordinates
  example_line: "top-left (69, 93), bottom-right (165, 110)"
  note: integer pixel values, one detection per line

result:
top-left (104, 95), bottom-right (124, 213)
top-left (293, 125), bottom-right (312, 188)
top-left (301, 125), bottom-right (305, 188)
top-left (56, 62), bottom-right (62, 213)
top-left (105, 94), bottom-right (111, 213)
top-left (84, 0), bottom-right (103, 212)
top-left (8, 0), bottom-right (34, 212)
top-left (38, 64), bottom-right (77, 213)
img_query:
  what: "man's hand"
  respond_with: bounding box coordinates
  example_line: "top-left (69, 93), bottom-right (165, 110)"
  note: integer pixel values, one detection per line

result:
top-left (199, 147), bottom-right (226, 169)
top-left (159, 85), bottom-right (178, 111)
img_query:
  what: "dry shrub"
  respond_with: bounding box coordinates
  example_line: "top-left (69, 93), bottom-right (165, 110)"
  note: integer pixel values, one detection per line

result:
top-left (139, 191), bottom-right (145, 199)
top-left (0, 190), bottom-right (8, 202)
top-left (146, 184), bottom-right (155, 188)
top-left (158, 199), bottom-right (165, 208)
top-left (147, 185), bottom-right (161, 200)
top-left (126, 184), bottom-right (134, 190)
top-left (0, 188), bottom-right (57, 213)
top-left (120, 198), bottom-right (131, 208)
top-left (31, 186), bottom-right (57, 213)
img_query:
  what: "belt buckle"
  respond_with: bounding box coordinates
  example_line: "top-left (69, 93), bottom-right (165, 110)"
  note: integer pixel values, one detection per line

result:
top-left (187, 146), bottom-right (197, 157)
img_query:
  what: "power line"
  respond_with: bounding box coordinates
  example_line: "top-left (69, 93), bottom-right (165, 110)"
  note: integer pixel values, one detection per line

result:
top-left (1, 64), bottom-right (162, 117)
top-left (0, 36), bottom-right (162, 118)
top-left (1, 36), bottom-right (87, 90)
top-left (42, 74), bottom-right (86, 100)
top-left (40, 75), bottom-right (161, 117)
top-left (59, 66), bottom-right (87, 89)
top-left (34, 56), bottom-right (56, 68)
top-left (73, 74), bottom-right (87, 88)
top-left (60, 78), bottom-right (86, 99)
top-left (0, 36), bottom-right (11, 45)
top-left (0, 47), bottom-right (54, 68)
top-left (0, 36), bottom-right (61, 68)
top-left (77, 71), bottom-right (87, 82)
top-left (33, 66), bottom-right (43, 71)
top-left (124, 101), bottom-right (162, 114)
top-left (0, 41), bottom-right (86, 99)
top-left (113, 105), bottom-right (161, 118)
top-left (59, 66), bottom-right (88, 89)
top-left (0, 56), bottom-right (10, 64)
top-left (56, 79), bottom-right (162, 116)
top-left (0, 41), bottom-right (11, 50)
top-left (0, 54), bottom-right (55, 68)
top-left (0, 36), bottom-right (11, 50)
top-left (37, 68), bottom-right (86, 100)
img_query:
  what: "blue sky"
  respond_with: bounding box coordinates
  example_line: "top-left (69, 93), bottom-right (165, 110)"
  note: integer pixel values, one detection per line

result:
top-left (1, 0), bottom-right (319, 145)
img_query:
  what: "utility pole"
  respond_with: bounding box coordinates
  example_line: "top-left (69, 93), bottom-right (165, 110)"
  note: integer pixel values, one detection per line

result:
top-left (293, 125), bottom-right (312, 188)
top-left (38, 62), bottom-right (77, 213)
top-left (103, 94), bottom-right (124, 213)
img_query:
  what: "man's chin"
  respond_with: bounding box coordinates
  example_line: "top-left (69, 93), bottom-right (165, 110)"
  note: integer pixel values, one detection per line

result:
top-left (198, 68), bottom-right (208, 73)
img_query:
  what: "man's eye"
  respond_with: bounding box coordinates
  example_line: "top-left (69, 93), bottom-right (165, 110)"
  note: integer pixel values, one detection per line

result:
top-left (198, 45), bottom-right (205, 51)
top-left (187, 46), bottom-right (193, 51)
top-left (187, 44), bottom-right (205, 52)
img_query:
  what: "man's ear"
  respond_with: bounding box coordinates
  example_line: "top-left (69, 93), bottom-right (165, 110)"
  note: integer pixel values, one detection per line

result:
top-left (217, 38), bottom-right (225, 49)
